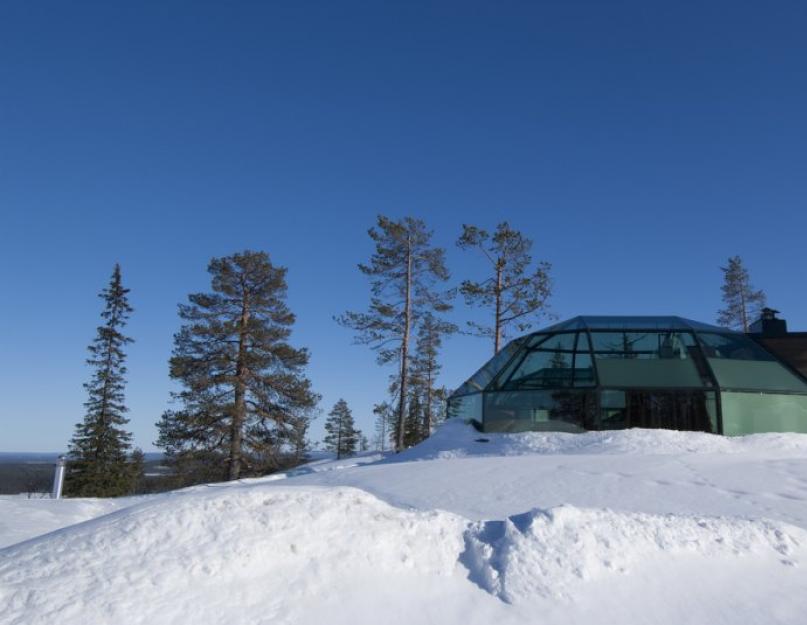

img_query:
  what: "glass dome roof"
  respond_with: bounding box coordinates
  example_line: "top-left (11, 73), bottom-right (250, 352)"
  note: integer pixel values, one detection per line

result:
top-left (538, 315), bottom-right (729, 333)
top-left (452, 315), bottom-right (807, 397)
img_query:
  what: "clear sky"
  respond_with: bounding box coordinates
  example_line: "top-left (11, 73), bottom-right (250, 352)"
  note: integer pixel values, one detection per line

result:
top-left (1, 1), bottom-right (806, 452)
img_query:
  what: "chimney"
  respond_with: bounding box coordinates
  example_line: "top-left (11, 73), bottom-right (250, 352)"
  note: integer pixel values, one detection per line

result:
top-left (749, 307), bottom-right (788, 337)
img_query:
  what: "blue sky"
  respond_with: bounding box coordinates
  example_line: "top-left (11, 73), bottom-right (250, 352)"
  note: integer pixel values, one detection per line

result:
top-left (1, 1), bottom-right (805, 452)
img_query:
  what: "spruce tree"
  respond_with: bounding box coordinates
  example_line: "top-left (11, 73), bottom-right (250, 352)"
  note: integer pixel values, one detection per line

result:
top-left (409, 312), bottom-right (455, 438)
top-left (129, 448), bottom-right (146, 494)
top-left (323, 399), bottom-right (359, 459)
top-left (337, 216), bottom-right (451, 451)
top-left (156, 251), bottom-right (318, 483)
top-left (458, 222), bottom-right (552, 353)
top-left (65, 264), bottom-right (137, 497)
top-left (717, 256), bottom-right (767, 332)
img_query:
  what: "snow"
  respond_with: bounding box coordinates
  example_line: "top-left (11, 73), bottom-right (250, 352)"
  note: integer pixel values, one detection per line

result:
top-left (0, 495), bottom-right (132, 549)
top-left (2, 421), bottom-right (807, 624)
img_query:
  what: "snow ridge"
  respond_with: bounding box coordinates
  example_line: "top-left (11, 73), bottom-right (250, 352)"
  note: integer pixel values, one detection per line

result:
top-left (462, 505), bottom-right (805, 603)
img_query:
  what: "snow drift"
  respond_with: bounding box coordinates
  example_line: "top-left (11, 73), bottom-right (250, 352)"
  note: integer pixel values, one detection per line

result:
top-left (3, 421), bottom-right (807, 624)
top-left (2, 482), bottom-right (807, 624)
top-left (0, 486), bottom-right (467, 625)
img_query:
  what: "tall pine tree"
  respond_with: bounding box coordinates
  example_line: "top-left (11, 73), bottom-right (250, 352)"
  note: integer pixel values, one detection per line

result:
top-left (337, 216), bottom-right (451, 451)
top-left (717, 256), bottom-right (767, 332)
top-left (323, 399), bottom-right (359, 459)
top-left (156, 251), bottom-right (318, 483)
top-left (409, 312), bottom-right (455, 439)
top-left (65, 264), bottom-right (137, 497)
top-left (458, 222), bottom-right (552, 353)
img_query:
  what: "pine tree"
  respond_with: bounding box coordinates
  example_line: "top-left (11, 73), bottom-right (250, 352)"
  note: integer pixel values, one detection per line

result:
top-left (372, 401), bottom-right (395, 451)
top-left (717, 256), bottom-right (767, 332)
top-left (409, 312), bottom-right (455, 438)
top-left (337, 216), bottom-right (451, 451)
top-left (65, 264), bottom-right (137, 497)
top-left (323, 399), bottom-right (359, 459)
top-left (458, 222), bottom-right (552, 353)
top-left (156, 251), bottom-right (318, 483)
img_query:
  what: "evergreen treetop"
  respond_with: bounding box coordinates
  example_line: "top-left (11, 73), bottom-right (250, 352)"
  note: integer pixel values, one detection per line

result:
top-left (323, 398), bottom-right (359, 459)
top-left (66, 264), bottom-right (137, 497)
top-left (717, 256), bottom-right (767, 332)
top-left (336, 215), bottom-right (452, 452)
top-left (156, 250), bottom-right (318, 483)
top-left (458, 222), bottom-right (552, 353)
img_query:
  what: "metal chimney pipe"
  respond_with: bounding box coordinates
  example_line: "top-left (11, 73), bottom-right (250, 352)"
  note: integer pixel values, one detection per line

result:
top-left (51, 455), bottom-right (66, 499)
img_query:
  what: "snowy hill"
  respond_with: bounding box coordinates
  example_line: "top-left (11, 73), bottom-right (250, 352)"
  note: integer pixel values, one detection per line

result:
top-left (2, 421), bottom-right (807, 625)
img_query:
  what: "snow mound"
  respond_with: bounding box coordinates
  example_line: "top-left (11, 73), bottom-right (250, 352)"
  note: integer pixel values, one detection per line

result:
top-left (3, 480), bottom-right (806, 624)
top-left (462, 505), bottom-right (807, 604)
top-left (0, 496), bottom-right (131, 549)
top-left (398, 419), bottom-right (807, 460)
top-left (0, 486), bottom-right (466, 625)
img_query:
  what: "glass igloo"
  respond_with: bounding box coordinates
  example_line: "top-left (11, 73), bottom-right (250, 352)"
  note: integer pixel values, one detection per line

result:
top-left (447, 316), bottom-right (807, 435)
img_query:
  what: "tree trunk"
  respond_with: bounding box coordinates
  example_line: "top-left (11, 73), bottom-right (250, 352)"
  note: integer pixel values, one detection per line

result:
top-left (396, 236), bottom-right (412, 452)
top-left (494, 261), bottom-right (503, 354)
top-left (740, 290), bottom-right (748, 332)
top-left (425, 363), bottom-right (433, 437)
top-left (230, 288), bottom-right (250, 480)
top-left (336, 415), bottom-right (343, 460)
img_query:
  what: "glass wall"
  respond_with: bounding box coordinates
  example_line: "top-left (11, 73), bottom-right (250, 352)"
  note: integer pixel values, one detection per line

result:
top-left (699, 333), bottom-right (807, 393)
top-left (599, 389), bottom-right (718, 433)
top-left (446, 392), bottom-right (483, 423)
top-left (590, 331), bottom-right (709, 388)
top-left (496, 332), bottom-right (595, 390)
top-left (721, 392), bottom-right (807, 435)
top-left (453, 338), bottom-right (524, 395)
top-left (484, 389), bottom-right (596, 433)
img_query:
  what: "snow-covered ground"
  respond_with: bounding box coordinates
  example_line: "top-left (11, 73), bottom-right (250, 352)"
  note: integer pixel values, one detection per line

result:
top-left (2, 421), bottom-right (807, 624)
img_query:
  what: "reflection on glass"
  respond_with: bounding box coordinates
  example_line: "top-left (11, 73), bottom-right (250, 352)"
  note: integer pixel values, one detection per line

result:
top-left (446, 393), bottom-right (483, 423)
top-left (599, 390), bottom-right (716, 433)
top-left (698, 333), bottom-right (775, 361)
top-left (484, 389), bottom-right (596, 433)
top-left (500, 332), bottom-right (596, 390)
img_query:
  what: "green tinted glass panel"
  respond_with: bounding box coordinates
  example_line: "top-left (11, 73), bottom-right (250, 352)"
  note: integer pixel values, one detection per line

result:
top-left (535, 332), bottom-right (577, 351)
top-left (720, 392), bottom-right (807, 435)
top-left (484, 390), bottom-right (595, 432)
top-left (500, 331), bottom-right (595, 390)
top-left (591, 331), bottom-right (697, 358)
top-left (454, 339), bottom-right (523, 394)
top-left (575, 331), bottom-right (591, 353)
top-left (707, 359), bottom-right (807, 392)
top-left (526, 333), bottom-right (551, 349)
top-left (506, 350), bottom-right (574, 389)
top-left (590, 331), bottom-right (704, 387)
top-left (595, 358), bottom-right (705, 387)
top-left (698, 333), bottom-right (775, 361)
top-left (573, 352), bottom-right (596, 387)
top-left (447, 393), bottom-right (483, 422)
